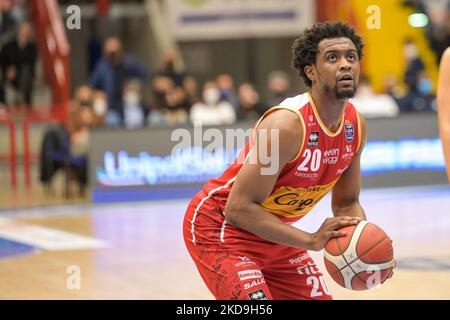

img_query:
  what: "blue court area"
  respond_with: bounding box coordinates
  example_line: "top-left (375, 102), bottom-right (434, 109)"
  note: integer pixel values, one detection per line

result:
top-left (0, 237), bottom-right (37, 259)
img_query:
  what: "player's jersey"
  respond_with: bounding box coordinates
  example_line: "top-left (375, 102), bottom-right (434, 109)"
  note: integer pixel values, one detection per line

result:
top-left (196, 92), bottom-right (362, 224)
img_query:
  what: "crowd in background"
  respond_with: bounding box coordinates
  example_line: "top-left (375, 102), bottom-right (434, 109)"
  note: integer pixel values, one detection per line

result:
top-left (0, 0), bottom-right (447, 193)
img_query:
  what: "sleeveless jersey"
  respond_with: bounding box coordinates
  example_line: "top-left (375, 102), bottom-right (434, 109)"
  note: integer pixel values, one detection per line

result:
top-left (198, 92), bottom-right (362, 224)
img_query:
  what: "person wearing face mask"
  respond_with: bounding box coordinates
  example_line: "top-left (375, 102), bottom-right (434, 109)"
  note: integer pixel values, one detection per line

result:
top-left (398, 39), bottom-right (436, 112)
top-left (190, 81), bottom-right (236, 126)
top-left (90, 37), bottom-right (150, 125)
top-left (123, 79), bottom-right (146, 129)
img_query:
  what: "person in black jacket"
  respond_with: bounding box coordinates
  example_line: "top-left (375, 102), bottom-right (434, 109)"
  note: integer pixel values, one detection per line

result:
top-left (0, 22), bottom-right (37, 108)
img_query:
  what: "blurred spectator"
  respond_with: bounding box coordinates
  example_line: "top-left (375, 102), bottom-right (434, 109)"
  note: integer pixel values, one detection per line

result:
top-left (265, 71), bottom-right (291, 110)
top-left (398, 39), bottom-right (436, 112)
top-left (0, 21), bottom-right (37, 108)
top-left (183, 74), bottom-right (200, 107)
top-left (216, 73), bottom-right (239, 111)
top-left (123, 79), bottom-right (146, 129)
top-left (237, 82), bottom-right (263, 121)
top-left (90, 37), bottom-right (150, 125)
top-left (403, 39), bottom-right (425, 93)
top-left (0, 0), bottom-right (17, 48)
top-left (148, 85), bottom-right (189, 127)
top-left (351, 76), bottom-right (399, 118)
top-left (71, 85), bottom-right (103, 127)
top-left (92, 90), bottom-right (108, 121)
top-left (148, 74), bottom-right (190, 127)
top-left (158, 49), bottom-right (186, 87)
top-left (383, 74), bottom-right (406, 100)
top-left (40, 85), bottom-right (100, 196)
top-left (190, 81), bottom-right (236, 126)
top-left (150, 75), bottom-right (174, 111)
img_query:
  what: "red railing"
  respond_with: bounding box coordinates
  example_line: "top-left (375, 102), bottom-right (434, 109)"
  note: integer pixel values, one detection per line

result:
top-left (0, 116), bottom-right (17, 189)
top-left (29, 0), bottom-right (70, 123)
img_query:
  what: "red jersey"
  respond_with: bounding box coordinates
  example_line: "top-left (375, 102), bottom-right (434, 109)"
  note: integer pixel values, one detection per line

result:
top-left (190, 92), bottom-right (362, 232)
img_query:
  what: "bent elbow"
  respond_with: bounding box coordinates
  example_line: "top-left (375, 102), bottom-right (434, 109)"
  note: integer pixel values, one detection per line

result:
top-left (224, 201), bottom-right (247, 227)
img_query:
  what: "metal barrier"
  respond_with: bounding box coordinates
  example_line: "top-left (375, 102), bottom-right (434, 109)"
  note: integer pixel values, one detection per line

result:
top-left (0, 117), bottom-right (17, 189)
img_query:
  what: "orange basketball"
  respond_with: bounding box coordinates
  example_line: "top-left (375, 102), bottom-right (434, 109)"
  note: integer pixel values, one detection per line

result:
top-left (324, 221), bottom-right (394, 290)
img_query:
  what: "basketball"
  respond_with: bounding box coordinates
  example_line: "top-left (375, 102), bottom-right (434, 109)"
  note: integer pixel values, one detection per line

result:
top-left (324, 220), bottom-right (394, 290)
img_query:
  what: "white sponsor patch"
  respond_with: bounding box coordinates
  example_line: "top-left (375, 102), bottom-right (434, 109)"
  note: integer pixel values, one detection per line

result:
top-left (238, 269), bottom-right (263, 281)
top-left (244, 278), bottom-right (265, 290)
top-left (0, 219), bottom-right (108, 250)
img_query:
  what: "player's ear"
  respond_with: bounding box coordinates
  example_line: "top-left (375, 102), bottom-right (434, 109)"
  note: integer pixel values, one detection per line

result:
top-left (304, 65), bottom-right (315, 82)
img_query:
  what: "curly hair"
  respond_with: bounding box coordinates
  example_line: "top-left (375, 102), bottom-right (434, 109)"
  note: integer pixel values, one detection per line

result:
top-left (291, 21), bottom-right (364, 87)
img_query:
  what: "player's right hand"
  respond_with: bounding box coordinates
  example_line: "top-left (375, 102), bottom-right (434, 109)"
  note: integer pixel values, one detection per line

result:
top-left (309, 216), bottom-right (361, 251)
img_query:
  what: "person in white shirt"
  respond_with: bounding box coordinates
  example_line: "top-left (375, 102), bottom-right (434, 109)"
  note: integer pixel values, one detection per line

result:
top-left (190, 81), bottom-right (236, 126)
top-left (123, 79), bottom-right (145, 129)
top-left (350, 75), bottom-right (399, 118)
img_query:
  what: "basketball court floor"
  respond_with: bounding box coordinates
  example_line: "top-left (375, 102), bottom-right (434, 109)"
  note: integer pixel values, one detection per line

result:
top-left (0, 184), bottom-right (449, 300)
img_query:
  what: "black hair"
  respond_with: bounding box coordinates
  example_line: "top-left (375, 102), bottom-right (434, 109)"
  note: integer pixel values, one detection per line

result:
top-left (291, 21), bottom-right (364, 87)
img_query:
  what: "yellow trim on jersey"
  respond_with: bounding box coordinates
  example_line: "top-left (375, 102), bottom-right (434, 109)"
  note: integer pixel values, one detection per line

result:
top-left (253, 106), bottom-right (306, 164)
top-left (356, 111), bottom-right (362, 153)
top-left (307, 92), bottom-right (345, 137)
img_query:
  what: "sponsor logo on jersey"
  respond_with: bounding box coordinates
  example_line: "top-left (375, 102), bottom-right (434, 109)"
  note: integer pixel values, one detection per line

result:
top-left (235, 256), bottom-right (256, 267)
top-left (294, 172), bottom-right (319, 179)
top-left (238, 269), bottom-right (263, 281)
top-left (248, 289), bottom-right (268, 300)
top-left (261, 181), bottom-right (337, 218)
top-left (336, 165), bottom-right (349, 175)
top-left (307, 115), bottom-right (316, 127)
top-left (274, 194), bottom-right (315, 212)
top-left (344, 121), bottom-right (354, 142)
top-left (297, 262), bottom-right (319, 275)
top-left (289, 253), bottom-right (309, 264)
top-left (342, 145), bottom-right (354, 160)
top-left (244, 278), bottom-right (266, 290)
top-left (323, 148), bottom-right (339, 165)
top-left (308, 131), bottom-right (320, 147)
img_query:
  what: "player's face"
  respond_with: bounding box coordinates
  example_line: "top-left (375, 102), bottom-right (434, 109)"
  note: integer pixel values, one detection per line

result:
top-left (314, 37), bottom-right (360, 99)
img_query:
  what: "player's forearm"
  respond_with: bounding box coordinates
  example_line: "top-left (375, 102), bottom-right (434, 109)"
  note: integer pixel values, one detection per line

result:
top-left (332, 200), bottom-right (367, 220)
top-left (224, 202), bottom-right (314, 250)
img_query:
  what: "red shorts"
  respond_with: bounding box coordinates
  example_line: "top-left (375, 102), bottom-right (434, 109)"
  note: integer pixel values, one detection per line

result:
top-left (183, 191), bottom-right (332, 300)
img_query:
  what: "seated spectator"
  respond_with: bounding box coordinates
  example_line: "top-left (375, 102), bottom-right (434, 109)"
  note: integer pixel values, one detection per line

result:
top-left (0, 21), bottom-right (37, 110)
top-left (123, 79), bottom-right (146, 129)
top-left (148, 76), bottom-right (189, 127)
top-left (70, 85), bottom-right (103, 148)
top-left (183, 75), bottom-right (200, 108)
top-left (350, 76), bottom-right (399, 118)
top-left (190, 81), bottom-right (236, 126)
top-left (150, 75), bottom-right (174, 111)
top-left (92, 90), bottom-right (108, 122)
top-left (265, 71), bottom-right (291, 111)
top-left (237, 82), bottom-right (264, 121)
top-left (216, 73), bottom-right (239, 111)
top-left (90, 37), bottom-right (150, 125)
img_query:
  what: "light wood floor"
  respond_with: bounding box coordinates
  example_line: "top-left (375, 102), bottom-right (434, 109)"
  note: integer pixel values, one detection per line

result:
top-left (0, 185), bottom-right (449, 299)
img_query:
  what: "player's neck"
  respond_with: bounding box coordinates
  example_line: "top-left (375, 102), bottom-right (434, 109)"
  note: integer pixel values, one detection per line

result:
top-left (309, 89), bottom-right (346, 133)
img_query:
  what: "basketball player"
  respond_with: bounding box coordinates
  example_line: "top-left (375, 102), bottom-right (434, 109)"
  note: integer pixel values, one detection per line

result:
top-left (183, 21), bottom-right (394, 300)
top-left (437, 47), bottom-right (450, 182)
